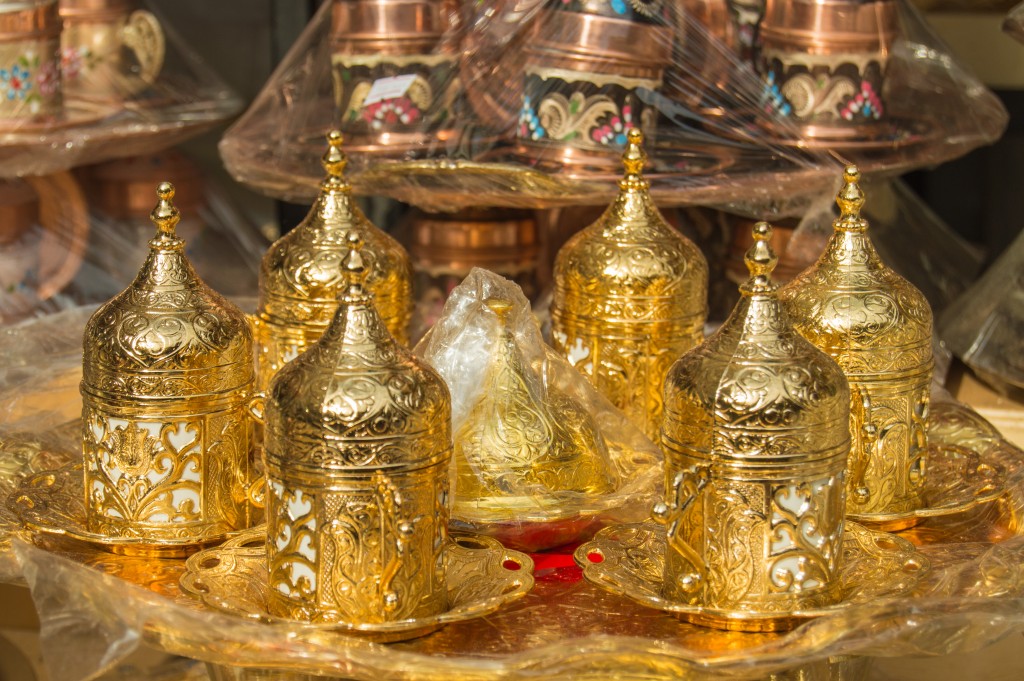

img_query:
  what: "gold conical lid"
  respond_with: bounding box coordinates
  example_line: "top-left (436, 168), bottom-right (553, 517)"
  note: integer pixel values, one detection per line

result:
top-left (779, 166), bottom-right (933, 373)
top-left (265, 233), bottom-right (450, 475)
top-left (553, 128), bottom-right (707, 328)
top-left (663, 223), bottom-right (850, 467)
top-left (82, 183), bottom-right (253, 400)
top-left (258, 131), bottom-right (412, 343)
top-left (454, 298), bottom-right (617, 507)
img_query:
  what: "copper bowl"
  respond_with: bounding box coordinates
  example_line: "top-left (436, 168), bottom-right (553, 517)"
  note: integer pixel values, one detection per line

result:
top-left (409, 208), bottom-right (539, 274)
top-left (331, 0), bottom-right (451, 54)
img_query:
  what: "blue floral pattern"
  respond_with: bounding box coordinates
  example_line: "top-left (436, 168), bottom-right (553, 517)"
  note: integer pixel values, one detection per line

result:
top-left (0, 63), bottom-right (33, 101)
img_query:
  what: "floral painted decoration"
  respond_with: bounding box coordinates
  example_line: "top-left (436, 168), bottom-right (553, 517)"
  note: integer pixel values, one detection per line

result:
top-left (359, 96), bottom-right (422, 130)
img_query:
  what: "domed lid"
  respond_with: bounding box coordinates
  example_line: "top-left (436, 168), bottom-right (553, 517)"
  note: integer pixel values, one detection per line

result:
top-left (663, 223), bottom-right (849, 465)
top-left (554, 128), bottom-right (708, 325)
top-left (258, 131), bottom-right (412, 333)
top-left (266, 233), bottom-right (450, 475)
top-left (779, 166), bottom-right (933, 372)
top-left (454, 298), bottom-right (617, 503)
top-left (82, 183), bottom-right (253, 399)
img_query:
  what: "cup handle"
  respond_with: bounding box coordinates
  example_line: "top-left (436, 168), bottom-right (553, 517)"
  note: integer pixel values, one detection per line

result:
top-left (120, 10), bottom-right (165, 90)
top-left (651, 465), bottom-right (710, 595)
top-left (248, 392), bottom-right (266, 425)
top-left (246, 475), bottom-right (266, 509)
top-left (850, 388), bottom-right (876, 505)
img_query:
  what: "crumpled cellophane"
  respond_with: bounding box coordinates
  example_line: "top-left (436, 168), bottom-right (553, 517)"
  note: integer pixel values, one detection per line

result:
top-left (0, 155), bottom-right (266, 324)
top-left (0, 1), bottom-right (242, 178)
top-left (413, 268), bottom-right (662, 550)
top-left (3, 301), bottom-right (1024, 679)
top-left (939, 227), bottom-right (1024, 396)
top-left (220, 0), bottom-right (1005, 216)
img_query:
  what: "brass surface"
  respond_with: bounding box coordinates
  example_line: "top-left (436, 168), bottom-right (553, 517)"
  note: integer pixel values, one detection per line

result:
top-left (658, 221), bottom-right (851, 613)
top-left (575, 521), bottom-right (927, 633)
top-left (263, 232), bottom-right (451, 625)
top-left (780, 167), bottom-right (933, 519)
top-left (254, 131), bottom-right (412, 390)
top-left (79, 182), bottom-right (256, 547)
top-left (551, 129), bottom-right (708, 440)
top-left (179, 528), bottom-right (534, 643)
top-left (453, 298), bottom-right (617, 518)
top-left (9, 463), bottom-right (235, 557)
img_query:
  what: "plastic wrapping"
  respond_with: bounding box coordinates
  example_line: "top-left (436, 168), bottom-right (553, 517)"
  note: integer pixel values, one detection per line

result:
top-left (221, 0), bottom-right (1005, 215)
top-left (0, 395), bottom-right (1022, 680)
top-left (413, 268), bottom-right (661, 550)
top-left (939, 227), bottom-right (1024, 396)
top-left (0, 1), bottom-right (242, 178)
top-left (0, 151), bottom-right (266, 324)
top-left (3, 290), bottom-right (1024, 680)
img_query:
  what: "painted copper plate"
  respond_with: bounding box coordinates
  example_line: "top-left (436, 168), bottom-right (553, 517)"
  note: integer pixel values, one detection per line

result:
top-left (575, 521), bottom-right (927, 633)
top-left (7, 463), bottom-right (238, 558)
top-left (847, 442), bottom-right (1008, 532)
top-left (179, 528), bottom-right (534, 643)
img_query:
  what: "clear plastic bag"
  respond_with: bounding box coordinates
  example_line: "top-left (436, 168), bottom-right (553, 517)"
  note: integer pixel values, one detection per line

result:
top-left (413, 268), bottom-right (662, 550)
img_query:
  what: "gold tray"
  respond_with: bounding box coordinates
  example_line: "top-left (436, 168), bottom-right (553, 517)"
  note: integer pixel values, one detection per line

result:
top-left (179, 528), bottom-right (534, 643)
top-left (847, 441), bottom-right (1008, 531)
top-left (7, 463), bottom-right (238, 558)
top-left (574, 522), bottom-right (927, 633)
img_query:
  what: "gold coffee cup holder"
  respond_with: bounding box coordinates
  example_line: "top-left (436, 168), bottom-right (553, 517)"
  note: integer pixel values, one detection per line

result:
top-left (574, 521), bottom-right (927, 634)
top-left (178, 528), bottom-right (535, 644)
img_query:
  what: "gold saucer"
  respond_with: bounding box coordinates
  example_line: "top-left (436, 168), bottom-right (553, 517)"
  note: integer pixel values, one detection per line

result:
top-left (847, 442), bottom-right (1008, 532)
top-left (179, 528), bottom-right (534, 643)
top-left (7, 463), bottom-right (238, 558)
top-left (574, 522), bottom-right (927, 633)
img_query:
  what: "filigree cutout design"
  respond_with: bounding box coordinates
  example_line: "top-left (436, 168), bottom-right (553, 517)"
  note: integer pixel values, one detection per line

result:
top-left (9, 463), bottom-right (236, 556)
top-left (780, 167), bottom-right (933, 518)
top-left (552, 131), bottom-right (708, 439)
top-left (80, 183), bottom-right (256, 543)
top-left (180, 528), bottom-right (533, 642)
top-left (82, 408), bottom-right (252, 540)
top-left (263, 234), bottom-right (452, 624)
top-left (660, 222), bottom-right (849, 614)
top-left (576, 522), bottom-right (926, 633)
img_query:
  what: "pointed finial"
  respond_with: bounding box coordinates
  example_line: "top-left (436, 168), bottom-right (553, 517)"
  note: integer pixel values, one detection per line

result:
top-left (150, 182), bottom-right (180, 239)
top-left (836, 165), bottom-right (867, 232)
top-left (619, 127), bottom-right (649, 191)
top-left (322, 130), bottom-right (349, 190)
top-left (486, 298), bottom-right (513, 327)
top-left (741, 222), bottom-right (778, 294)
top-left (342, 230), bottom-right (367, 295)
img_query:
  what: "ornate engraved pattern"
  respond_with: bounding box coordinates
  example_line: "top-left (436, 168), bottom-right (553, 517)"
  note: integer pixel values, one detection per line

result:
top-left (263, 235), bottom-right (452, 624)
top-left (780, 167), bottom-right (933, 518)
top-left (266, 468), bottom-right (449, 624)
top-left (256, 132), bottom-right (412, 389)
top-left (80, 183), bottom-right (256, 543)
top-left (551, 130), bottom-right (708, 439)
top-left (455, 301), bottom-right (616, 510)
top-left (9, 463), bottom-right (235, 556)
top-left (659, 222), bottom-right (849, 614)
top-left (575, 521), bottom-right (927, 633)
top-left (180, 528), bottom-right (533, 642)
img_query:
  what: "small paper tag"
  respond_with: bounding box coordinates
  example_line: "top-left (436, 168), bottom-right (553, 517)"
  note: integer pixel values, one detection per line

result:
top-left (363, 74), bottom-right (418, 106)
